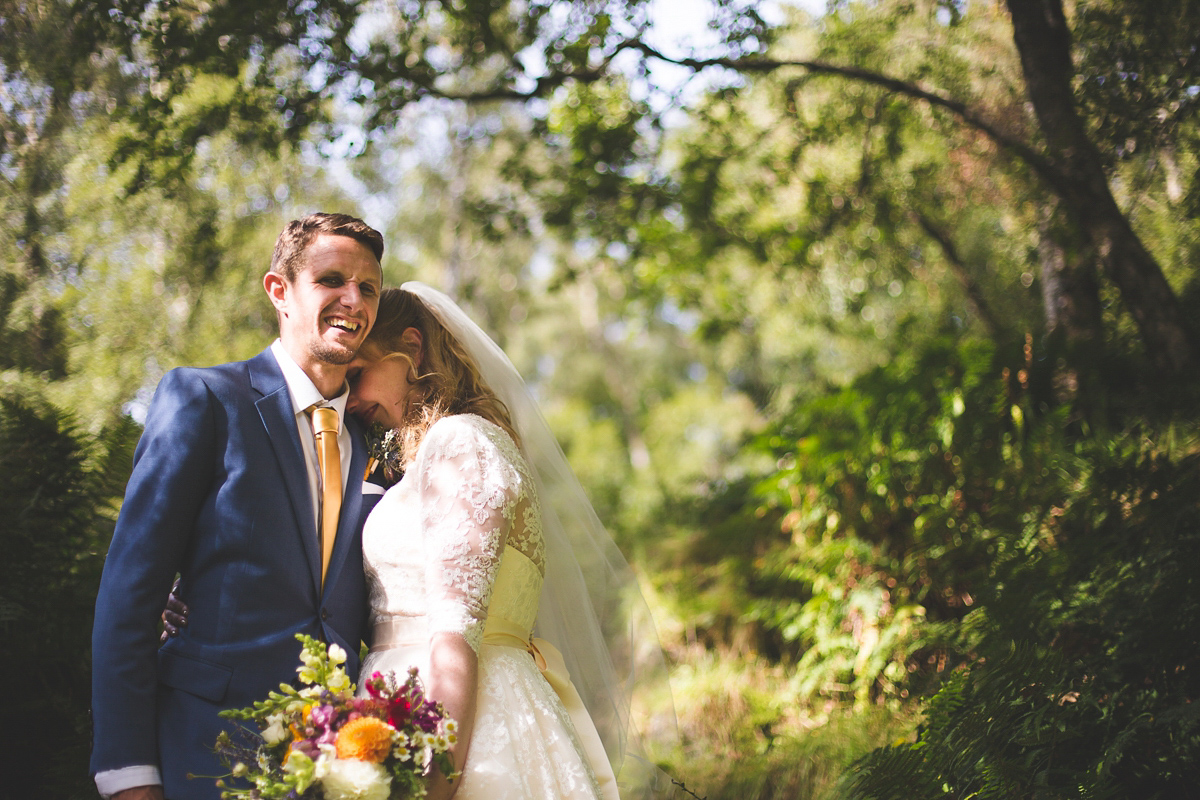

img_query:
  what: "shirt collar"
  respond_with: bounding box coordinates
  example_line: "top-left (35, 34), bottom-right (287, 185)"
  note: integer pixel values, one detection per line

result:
top-left (269, 340), bottom-right (349, 424)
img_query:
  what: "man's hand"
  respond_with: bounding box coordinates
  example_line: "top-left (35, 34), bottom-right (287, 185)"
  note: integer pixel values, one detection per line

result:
top-left (111, 786), bottom-right (164, 800)
top-left (159, 576), bottom-right (189, 644)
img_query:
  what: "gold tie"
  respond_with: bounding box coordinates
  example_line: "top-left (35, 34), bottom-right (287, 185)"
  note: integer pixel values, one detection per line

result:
top-left (309, 406), bottom-right (342, 589)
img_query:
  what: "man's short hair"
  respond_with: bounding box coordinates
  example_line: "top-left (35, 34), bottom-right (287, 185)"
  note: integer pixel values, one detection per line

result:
top-left (270, 213), bottom-right (385, 281)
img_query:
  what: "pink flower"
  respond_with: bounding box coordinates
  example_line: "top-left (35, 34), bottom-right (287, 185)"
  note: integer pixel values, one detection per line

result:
top-left (310, 704), bottom-right (336, 729)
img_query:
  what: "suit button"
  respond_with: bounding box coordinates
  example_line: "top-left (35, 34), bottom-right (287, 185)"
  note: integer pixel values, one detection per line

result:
top-left (321, 608), bottom-right (330, 621)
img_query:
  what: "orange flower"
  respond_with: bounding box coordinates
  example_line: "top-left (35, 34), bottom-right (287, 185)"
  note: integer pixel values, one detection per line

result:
top-left (335, 717), bottom-right (394, 763)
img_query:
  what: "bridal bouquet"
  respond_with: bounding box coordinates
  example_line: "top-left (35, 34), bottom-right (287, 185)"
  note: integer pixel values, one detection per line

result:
top-left (213, 634), bottom-right (457, 800)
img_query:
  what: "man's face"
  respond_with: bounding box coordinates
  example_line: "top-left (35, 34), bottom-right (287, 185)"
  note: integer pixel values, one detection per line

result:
top-left (267, 234), bottom-right (383, 368)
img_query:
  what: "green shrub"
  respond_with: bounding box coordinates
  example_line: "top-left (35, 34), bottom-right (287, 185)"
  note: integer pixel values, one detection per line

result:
top-left (751, 332), bottom-right (1069, 706)
top-left (842, 439), bottom-right (1200, 799)
top-left (0, 392), bottom-right (138, 799)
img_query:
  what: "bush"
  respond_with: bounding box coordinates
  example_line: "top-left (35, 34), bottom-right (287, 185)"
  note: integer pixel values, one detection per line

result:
top-left (840, 420), bottom-right (1200, 797)
top-left (740, 326), bottom-right (1200, 797)
top-left (0, 392), bottom-right (138, 799)
top-left (751, 332), bottom-right (1067, 706)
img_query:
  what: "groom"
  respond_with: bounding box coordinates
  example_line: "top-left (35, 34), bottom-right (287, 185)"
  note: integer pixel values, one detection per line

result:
top-left (90, 213), bottom-right (386, 800)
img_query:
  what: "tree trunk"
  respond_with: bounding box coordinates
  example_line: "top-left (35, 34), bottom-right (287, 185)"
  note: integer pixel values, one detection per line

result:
top-left (1036, 202), bottom-right (1107, 411)
top-left (1005, 0), bottom-right (1196, 374)
top-left (1037, 203), bottom-right (1103, 346)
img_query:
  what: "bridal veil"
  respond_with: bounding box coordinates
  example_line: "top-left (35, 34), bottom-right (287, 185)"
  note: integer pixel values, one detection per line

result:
top-left (402, 281), bottom-right (678, 798)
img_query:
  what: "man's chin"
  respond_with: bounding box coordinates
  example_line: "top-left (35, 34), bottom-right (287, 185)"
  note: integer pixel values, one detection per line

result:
top-left (311, 342), bottom-right (358, 366)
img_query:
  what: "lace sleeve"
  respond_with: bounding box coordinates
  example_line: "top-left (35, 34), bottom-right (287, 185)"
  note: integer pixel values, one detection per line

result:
top-left (414, 416), bottom-right (524, 651)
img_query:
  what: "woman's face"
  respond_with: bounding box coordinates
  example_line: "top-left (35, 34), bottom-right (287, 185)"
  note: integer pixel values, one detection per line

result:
top-left (347, 352), bottom-right (413, 429)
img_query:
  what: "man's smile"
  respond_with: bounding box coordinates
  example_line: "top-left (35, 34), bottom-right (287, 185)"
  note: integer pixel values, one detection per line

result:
top-left (325, 316), bottom-right (363, 333)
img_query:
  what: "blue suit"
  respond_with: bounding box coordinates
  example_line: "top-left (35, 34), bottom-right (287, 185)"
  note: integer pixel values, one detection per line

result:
top-left (90, 349), bottom-right (380, 800)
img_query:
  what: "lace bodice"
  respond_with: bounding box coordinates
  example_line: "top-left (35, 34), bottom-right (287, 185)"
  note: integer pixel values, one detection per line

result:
top-left (362, 414), bottom-right (546, 652)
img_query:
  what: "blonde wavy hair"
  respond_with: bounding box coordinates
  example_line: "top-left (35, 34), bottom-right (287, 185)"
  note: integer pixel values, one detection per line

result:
top-left (360, 288), bottom-right (518, 466)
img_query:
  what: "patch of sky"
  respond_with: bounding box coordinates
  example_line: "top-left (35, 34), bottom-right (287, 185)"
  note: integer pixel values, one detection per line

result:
top-left (606, 241), bottom-right (631, 261)
top-left (639, 0), bottom-right (822, 116)
top-left (660, 298), bottom-right (700, 333)
top-left (537, 353), bottom-right (557, 380)
top-left (604, 319), bottom-right (629, 343)
top-left (529, 248), bottom-right (555, 281)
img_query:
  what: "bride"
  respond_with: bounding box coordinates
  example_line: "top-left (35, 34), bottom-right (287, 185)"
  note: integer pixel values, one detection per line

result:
top-left (345, 282), bottom-right (672, 800)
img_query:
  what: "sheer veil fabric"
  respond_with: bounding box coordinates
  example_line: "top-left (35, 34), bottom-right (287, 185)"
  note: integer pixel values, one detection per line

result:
top-left (402, 282), bottom-right (678, 798)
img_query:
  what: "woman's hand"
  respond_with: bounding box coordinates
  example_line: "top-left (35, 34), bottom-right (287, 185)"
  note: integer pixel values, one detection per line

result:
top-left (159, 576), bottom-right (188, 644)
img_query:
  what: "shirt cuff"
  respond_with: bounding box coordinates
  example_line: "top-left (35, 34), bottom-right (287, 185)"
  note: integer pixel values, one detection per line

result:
top-left (95, 765), bottom-right (162, 798)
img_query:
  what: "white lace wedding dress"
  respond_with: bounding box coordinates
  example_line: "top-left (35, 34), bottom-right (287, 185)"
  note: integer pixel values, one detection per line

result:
top-left (359, 414), bottom-right (615, 800)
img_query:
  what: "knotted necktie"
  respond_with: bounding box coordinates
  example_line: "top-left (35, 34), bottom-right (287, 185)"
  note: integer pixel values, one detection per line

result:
top-left (308, 405), bottom-right (342, 589)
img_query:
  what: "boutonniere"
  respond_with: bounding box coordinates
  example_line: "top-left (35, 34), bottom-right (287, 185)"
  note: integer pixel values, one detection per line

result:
top-left (364, 424), bottom-right (404, 486)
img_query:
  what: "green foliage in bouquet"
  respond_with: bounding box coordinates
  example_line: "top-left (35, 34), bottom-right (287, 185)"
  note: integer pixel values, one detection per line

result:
top-left (214, 634), bottom-right (458, 800)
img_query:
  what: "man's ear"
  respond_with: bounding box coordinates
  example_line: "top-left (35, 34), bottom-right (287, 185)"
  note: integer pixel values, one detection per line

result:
top-left (400, 327), bottom-right (423, 368)
top-left (263, 271), bottom-right (289, 313)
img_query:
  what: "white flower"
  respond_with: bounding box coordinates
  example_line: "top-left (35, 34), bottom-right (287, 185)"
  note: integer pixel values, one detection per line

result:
top-left (298, 666), bottom-right (318, 684)
top-left (262, 714), bottom-right (288, 746)
top-left (321, 758), bottom-right (391, 800)
top-left (314, 743), bottom-right (337, 781)
top-left (328, 643), bottom-right (347, 665)
top-left (326, 668), bottom-right (350, 692)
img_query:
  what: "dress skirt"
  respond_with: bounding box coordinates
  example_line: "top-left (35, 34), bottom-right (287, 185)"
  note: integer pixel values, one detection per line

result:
top-left (361, 642), bottom-right (607, 800)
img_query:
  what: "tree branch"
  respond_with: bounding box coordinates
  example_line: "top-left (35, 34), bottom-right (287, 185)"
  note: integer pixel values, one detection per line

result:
top-left (913, 211), bottom-right (1003, 339)
top-left (615, 41), bottom-right (1065, 193)
top-left (406, 39), bottom-right (1061, 195)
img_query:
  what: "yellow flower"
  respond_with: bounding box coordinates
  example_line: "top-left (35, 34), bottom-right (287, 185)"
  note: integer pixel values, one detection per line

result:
top-left (335, 717), bottom-right (394, 763)
top-left (288, 704), bottom-right (312, 745)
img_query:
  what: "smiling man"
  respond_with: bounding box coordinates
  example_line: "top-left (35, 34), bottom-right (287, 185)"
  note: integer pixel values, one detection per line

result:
top-left (90, 213), bottom-right (386, 800)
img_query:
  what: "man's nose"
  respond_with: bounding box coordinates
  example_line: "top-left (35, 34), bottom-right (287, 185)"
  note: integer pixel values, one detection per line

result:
top-left (338, 281), bottom-right (365, 308)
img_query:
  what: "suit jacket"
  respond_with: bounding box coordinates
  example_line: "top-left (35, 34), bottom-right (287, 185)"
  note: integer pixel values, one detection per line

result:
top-left (90, 349), bottom-right (381, 800)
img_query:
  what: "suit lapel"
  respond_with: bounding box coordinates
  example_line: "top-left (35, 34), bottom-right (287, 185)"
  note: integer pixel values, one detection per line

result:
top-left (248, 350), bottom-right (322, 593)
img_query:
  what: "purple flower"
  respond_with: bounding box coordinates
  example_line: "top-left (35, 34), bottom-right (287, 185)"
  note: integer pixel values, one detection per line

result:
top-left (309, 704), bottom-right (336, 729)
top-left (291, 739), bottom-right (319, 760)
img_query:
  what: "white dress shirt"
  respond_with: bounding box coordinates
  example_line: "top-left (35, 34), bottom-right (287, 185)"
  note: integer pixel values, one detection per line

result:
top-left (269, 339), bottom-right (354, 528)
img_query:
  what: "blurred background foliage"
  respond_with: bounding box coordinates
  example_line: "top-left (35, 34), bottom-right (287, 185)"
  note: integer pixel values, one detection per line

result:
top-left (3, 0), bottom-right (1199, 797)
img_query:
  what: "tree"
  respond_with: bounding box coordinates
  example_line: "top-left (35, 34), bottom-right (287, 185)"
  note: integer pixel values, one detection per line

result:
top-left (30, 0), bottom-right (1194, 381)
top-left (1004, 0), bottom-right (1194, 373)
